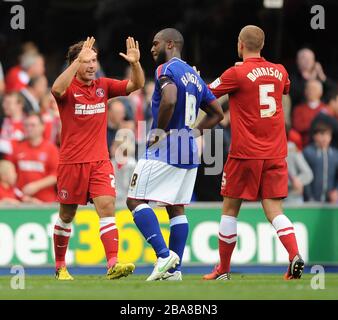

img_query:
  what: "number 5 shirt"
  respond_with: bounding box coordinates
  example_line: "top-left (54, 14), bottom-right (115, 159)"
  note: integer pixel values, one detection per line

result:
top-left (209, 57), bottom-right (290, 159)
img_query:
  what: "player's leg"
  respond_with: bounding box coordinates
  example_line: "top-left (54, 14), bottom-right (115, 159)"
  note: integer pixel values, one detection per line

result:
top-left (54, 163), bottom-right (88, 280)
top-left (126, 197), bottom-right (179, 281)
top-left (126, 197), bottom-right (170, 259)
top-left (126, 160), bottom-right (170, 261)
top-left (204, 158), bottom-right (262, 280)
top-left (54, 203), bottom-right (77, 280)
top-left (93, 195), bottom-right (119, 268)
top-left (203, 197), bottom-right (242, 280)
top-left (262, 198), bottom-right (304, 279)
top-left (261, 159), bottom-right (304, 279)
top-left (90, 161), bottom-right (135, 279)
top-left (127, 197), bottom-right (170, 260)
top-left (127, 159), bottom-right (190, 280)
top-left (161, 205), bottom-right (188, 281)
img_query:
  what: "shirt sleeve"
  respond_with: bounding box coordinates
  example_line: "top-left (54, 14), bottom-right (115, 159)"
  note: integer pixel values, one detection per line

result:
top-left (202, 82), bottom-right (217, 105)
top-left (51, 86), bottom-right (72, 105)
top-left (104, 78), bottom-right (129, 98)
top-left (208, 67), bottom-right (238, 98)
top-left (283, 68), bottom-right (291, 95)
top-left (156, 64), bottom-right (175, 82)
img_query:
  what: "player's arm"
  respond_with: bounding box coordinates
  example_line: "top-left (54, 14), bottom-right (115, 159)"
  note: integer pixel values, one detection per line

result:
top-left (147, 77), bottom-right (177, 147)
top-left (209, 67), bottom-right (238, 98)
top-left (51, 37), bottom-right (96, 98)
top-left (119, 37), bottom-right (145, 94)
top-left (157, 76), bottom-right (177, 130)
top-left (195, 100), bottom-right (224, 136)
top-left (21, 175), bottom-right (57, 197)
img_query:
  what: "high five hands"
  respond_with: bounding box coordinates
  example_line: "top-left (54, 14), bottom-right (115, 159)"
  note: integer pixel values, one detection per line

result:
top-left (119, 37), bottom-right (140, 64)
top-left (78, 36), bottom-right (97, 63)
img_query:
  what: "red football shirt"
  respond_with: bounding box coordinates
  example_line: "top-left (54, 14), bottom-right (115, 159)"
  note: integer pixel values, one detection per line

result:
top-left (53, 77), bottom-right (128, 164)
top-left (209, 57), bottom-right (290, 159)
top-left (8, 140), bottom-right (59, 202)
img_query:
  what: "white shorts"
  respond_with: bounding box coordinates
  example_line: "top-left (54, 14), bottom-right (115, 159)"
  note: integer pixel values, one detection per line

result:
top-left (127, 159), bottom-right (198, 206)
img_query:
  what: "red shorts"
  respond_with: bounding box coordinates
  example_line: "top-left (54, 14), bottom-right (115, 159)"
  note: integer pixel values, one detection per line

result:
top-left (57, 160), bottom-right (116, 205)
top-left (221, 157), bottom-right (288, 201)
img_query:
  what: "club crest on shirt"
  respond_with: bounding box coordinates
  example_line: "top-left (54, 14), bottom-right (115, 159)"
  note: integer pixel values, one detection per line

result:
top-left (59, 189), bottom-right (68, 200)
top-left (96, 88), bottom-right (105, 97)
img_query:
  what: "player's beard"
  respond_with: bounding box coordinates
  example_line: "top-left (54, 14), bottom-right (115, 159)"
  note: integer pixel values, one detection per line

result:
top-left (155, 49), bottom-right (167, 66)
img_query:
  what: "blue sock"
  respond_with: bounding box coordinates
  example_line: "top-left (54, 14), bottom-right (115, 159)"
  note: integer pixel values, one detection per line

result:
top-left (168, 215), bottom-right (189, 272)
top-left (133, 204), bottom-right (169, 259)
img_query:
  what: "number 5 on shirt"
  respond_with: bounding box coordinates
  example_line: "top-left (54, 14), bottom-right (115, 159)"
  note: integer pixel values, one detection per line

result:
top-left (259, 84), bottom-right (276, 118)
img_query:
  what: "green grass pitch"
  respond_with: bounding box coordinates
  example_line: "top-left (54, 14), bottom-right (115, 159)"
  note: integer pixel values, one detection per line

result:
top-left (0, 274), bottom-right (337, 300)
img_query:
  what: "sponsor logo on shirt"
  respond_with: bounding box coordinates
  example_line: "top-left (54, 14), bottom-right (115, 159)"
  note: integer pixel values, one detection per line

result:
top-left (74, 103), bottom-right (105, 115)
top-left (96, 88), bottom-right (105, 97)
top-left (18, 160), bottom-right (45, 172)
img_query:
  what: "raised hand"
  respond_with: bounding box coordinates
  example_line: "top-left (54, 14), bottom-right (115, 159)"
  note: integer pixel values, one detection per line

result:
top-left (78, 36), bottom-right (97, 63)
top-left (119, 37), bottom-right (140, 64)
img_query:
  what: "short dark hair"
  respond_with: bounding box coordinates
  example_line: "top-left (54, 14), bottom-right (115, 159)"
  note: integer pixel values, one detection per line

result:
top-left (313, 121), bottom-right (332, 134)
top-left (66, 41), bottom-right (98, 65)
top-left (157, 28), bottom-right (184, 52)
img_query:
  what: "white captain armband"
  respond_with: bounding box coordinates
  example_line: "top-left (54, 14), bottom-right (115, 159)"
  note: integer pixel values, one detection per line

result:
top-left (159, 76), bottom-right (174, 91)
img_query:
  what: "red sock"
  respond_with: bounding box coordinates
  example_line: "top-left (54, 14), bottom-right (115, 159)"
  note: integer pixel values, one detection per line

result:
top-left (272, 214), bottom-right (299, 261)
top-left (53, 218), bottom-right (72, 270)
top-left (100, 217), bottom-right (119, 268)
top-left (218, 215), bottom-right (237, 273)
top-left (218, 238), bottom-right (236, 273)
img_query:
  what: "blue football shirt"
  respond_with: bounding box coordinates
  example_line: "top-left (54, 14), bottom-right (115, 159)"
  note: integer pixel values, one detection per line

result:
top-left (145, 57), bottom-right (216, 169)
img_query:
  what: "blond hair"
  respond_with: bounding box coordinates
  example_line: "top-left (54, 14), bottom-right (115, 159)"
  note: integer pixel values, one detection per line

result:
top-left (239, 25), bottom-right (265, 52)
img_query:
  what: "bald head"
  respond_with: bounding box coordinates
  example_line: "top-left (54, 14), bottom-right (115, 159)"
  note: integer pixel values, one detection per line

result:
top-left (151, 28), bottom-right (184, 65)
top-left (239, 25), bottom-right (265, 53)
top-left (156, 28), bottom-right (184, 51)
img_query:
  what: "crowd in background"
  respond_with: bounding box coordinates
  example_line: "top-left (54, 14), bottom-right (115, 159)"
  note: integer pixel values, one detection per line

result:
top-left (0, 43), bottom-right (337, 205)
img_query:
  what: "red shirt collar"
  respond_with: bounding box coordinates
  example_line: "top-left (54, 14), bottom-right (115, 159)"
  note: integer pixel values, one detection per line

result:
top-left (72, 76), bottom-right (94, 87)
top-left (243, 57), bottom-right (266, 62)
